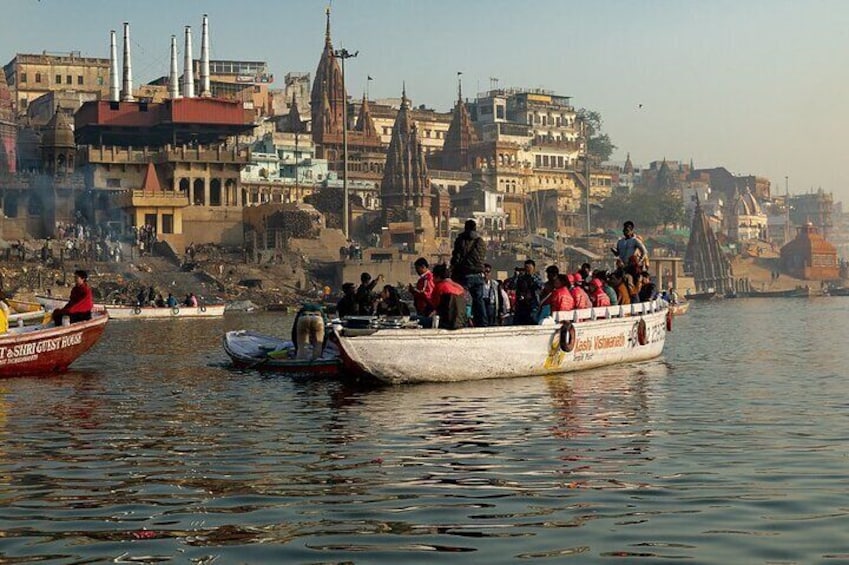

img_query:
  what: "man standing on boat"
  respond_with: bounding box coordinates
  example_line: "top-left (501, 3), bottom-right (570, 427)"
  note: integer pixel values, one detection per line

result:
top-left (612, 220), bottom-right (649, 278)
top-left (451, 219), bottom-right (488, 327)
top-left (52, 269), bottom-right (93, 325)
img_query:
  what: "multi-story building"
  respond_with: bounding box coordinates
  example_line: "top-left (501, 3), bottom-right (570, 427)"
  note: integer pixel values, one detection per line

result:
top-left (75, 96), bottom-right (255, 247)
top-left (241, 131), bottom-right (329, 205)
top-left (3, 52), bottom-right (110, 115)
top-left (790, 189), bottom-right (834, 240)
top-left (0, 72), bottom-right (16, 174)
top-left (436, 86), bottom-right (586, 234)
top-left (351, 98), bottom-right (452, 157)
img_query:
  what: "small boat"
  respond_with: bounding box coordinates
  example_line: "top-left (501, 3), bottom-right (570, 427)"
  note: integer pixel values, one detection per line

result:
top-left (8, 309), bottom-right (48, 326)
top-left (334, 300), bottom-right (671, 385)
top-left (223, 330), bottom-right (341, 376)
top-left (670, 301), bottom-right (690, 316)
top-left (36, 295), bottom-right (224, 320)
top-left (684, 290), bottom-right (717, 300)
top-left (745, 286), bottom-right (811, 298)
top-left (0, 313), bottom-right (109, 378)
top-left (6, 298), bottom-right (44, 313)
top-left (825, 287), bottom-right (849, 297)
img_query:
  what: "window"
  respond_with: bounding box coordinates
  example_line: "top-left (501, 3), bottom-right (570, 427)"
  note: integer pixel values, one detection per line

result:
top-left (77, 75), bottom-right (83, 85)
top-left (66, 75), bottom-right (72, 85)
top-left (106, 178), bottom-right (121, 188)
top-left (496, 105), bottom-right (505, 119)
top-left (19, 73), bottom-right (26, 83)
top-left (161, 214), bottom-right (174, 234)
top-left (35, 72), bottom-right (41, 83)
top-left (56, 75), bottom-right (61, 84)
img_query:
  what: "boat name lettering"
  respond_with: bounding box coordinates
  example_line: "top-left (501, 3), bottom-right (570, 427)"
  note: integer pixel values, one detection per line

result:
top-left (594, 335), bottom-right (626, 350)
top-left (0, 332), bottom-right (83, 360)
top-left (573, 334), bottom-right (626, 353)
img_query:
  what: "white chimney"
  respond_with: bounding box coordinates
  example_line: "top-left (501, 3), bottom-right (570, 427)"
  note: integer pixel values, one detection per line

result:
top-left (200, 14), bottom-right (211, 97)
top-left (121, 22), bottom-right (134, 102)
top-left (182, 26), bottom-right (194, 98)
top-left (168, 35), bottom-right (180, 99)
top-left (109, 30), bottom-right (119, 102)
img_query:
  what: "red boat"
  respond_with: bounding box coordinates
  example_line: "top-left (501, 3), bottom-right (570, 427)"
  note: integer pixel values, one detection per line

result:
top-left (0, 313), bottom-right (109, 378)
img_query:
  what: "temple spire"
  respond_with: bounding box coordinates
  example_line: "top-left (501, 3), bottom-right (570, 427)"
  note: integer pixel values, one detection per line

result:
top-left (325, 6), bottom-right (331, 45)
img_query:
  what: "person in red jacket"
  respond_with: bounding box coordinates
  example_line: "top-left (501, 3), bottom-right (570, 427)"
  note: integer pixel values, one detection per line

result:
top-left (568, 273), bottom-right (592, 310)
top-left (52, 269), bottom-right (94, 325)
top-left (428, 264), bottom-right (467, 329)
top-left (589, 277), bottom-right (612, 307)
top-left (540, 274), bottom-right (574, 316)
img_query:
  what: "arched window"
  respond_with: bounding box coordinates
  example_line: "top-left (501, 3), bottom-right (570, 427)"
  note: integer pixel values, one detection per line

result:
top-left (193, 179), bottom-right (205, 206)
top-left (225, 179), bottom-right (236, 206)
top-left (210, 179), bottom-right (222, 206)
top-left (179, 178), bottom-right (190, 193)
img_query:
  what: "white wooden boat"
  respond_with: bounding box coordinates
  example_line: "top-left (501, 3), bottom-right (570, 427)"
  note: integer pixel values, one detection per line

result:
top-left (334, 300), bottom-right (671, 384)
top-left (8, 309), bottom-right (48, 326)
top-left (36, 295), bottom-right (224, 320)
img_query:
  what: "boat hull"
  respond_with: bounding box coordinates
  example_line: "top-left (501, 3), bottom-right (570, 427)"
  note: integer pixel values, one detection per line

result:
top-left (335, 301), bottom-right (669, 384)
top-left (0, 314), bottom-right (108, 377)
top-left (36, 295), bottom-right (224, 319)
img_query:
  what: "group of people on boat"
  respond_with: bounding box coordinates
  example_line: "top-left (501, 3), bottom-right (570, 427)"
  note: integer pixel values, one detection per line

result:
top-left (135, 286), bottom-right (199, 309)
top-left (291, 219), bottom-right (668, 359)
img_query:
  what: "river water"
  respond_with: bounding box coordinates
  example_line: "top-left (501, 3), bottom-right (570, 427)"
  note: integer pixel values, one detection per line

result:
top-left (0, 298), bottom-right (847, 564)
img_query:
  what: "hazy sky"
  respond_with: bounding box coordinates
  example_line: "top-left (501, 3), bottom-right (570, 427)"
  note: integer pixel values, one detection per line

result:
top-left (4, 0), bottom-right (848, 202)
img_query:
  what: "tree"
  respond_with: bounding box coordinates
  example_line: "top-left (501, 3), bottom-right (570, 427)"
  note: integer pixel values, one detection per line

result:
top-left (576, 108), bottom-right (616, 162)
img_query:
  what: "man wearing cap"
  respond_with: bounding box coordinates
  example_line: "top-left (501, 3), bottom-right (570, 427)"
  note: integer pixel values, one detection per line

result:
top-left (52, 269), bottom-right (93, 325)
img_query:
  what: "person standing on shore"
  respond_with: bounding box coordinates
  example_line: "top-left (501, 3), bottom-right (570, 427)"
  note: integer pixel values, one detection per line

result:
top-left (450, 219), bottom-right (488, 327)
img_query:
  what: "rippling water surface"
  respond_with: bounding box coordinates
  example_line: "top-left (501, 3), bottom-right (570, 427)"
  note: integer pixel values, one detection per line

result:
top-left (1, 298), bottom-right (849, 563)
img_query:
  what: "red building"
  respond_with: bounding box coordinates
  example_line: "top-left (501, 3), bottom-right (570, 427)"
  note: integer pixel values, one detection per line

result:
top-left (780, 223), bottom-right (839, 280)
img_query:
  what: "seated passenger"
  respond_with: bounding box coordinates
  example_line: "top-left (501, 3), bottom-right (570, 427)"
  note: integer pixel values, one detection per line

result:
top-left (155, 294), bottom-right (166, 308)
top-left (609, 271), bottom-right (631, 306)
top-left (336, 282), bottom-right (358, 318)
top-left (52, 269), bottom-right (93, 325)
top-left (374, 285), bottom-right (410, 317)
top-left (590, 278), bottom-right (612, 307)
top-left (568, 274), bottom-right (592, 310)
top-left (166, 293), bottom-right (178, 308)
top-left (540, 274), bottom-right (574, 318)
top-left (429, 264), bottom-right (467, 329)
top-left (638, 272), bottom-right (657, 302)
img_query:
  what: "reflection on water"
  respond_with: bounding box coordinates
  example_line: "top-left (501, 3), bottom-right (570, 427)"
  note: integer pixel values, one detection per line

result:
top-left (0, 301), bottom-right (848, 562)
